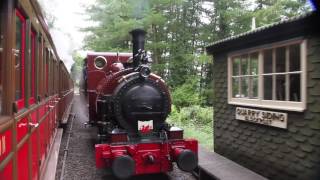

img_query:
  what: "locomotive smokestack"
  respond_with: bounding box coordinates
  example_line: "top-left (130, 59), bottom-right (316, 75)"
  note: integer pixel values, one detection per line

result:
top-left (130, 29), bottom-right (146, 67)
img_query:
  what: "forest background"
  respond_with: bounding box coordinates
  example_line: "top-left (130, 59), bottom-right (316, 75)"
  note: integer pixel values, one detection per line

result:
top-left (69, 0), bottom-right (312, 149)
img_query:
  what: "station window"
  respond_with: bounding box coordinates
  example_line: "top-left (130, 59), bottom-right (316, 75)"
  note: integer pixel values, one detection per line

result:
top-left (15, 10), bottom-right (26, 109)
top-left (28, 30), bottom-right (36, 105)
top-left (228, 39), bottom-right (306, 111)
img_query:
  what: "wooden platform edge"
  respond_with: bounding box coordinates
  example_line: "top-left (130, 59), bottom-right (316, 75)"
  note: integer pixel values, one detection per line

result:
top-left (40, 128), bottom-right (63, 180)
top-left (195, 147), bottom-right (269, 180)
top-left (61, 99), bottom-right (74, 125)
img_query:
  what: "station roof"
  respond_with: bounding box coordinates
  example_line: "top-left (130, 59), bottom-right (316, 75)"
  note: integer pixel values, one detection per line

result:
top-left (206, 11), bottom-right (319, 55)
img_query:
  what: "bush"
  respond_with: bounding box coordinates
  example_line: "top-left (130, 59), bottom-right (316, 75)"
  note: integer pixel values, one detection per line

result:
top-left (169, 105), bottom-right (213, 126)
top-left (171, 77), bottom-right (201, 109)
top-left (168, 105), bottom-right (214, 150)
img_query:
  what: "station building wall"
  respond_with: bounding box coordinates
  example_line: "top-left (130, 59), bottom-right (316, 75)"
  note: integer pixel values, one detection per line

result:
top-left (213, 36), bottom-right (320, 180)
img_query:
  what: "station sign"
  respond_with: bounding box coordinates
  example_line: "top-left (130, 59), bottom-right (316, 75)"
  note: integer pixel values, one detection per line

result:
top-left (235, 107), bottom-right (287, 129)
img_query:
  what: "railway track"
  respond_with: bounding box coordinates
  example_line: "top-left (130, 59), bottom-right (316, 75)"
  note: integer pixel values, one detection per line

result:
top-left (55, 94), bottom-right (196, 180)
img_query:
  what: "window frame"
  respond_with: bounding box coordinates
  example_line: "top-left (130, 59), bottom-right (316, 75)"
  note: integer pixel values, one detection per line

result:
top-left (227, 38), bottom-right (307, 112)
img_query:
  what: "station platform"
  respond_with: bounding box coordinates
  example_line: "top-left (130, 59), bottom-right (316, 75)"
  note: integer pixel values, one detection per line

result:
top-left (195, 147), bottom-right (268, 180)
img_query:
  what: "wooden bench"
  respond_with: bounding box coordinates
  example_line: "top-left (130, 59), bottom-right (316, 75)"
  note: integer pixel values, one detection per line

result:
top-left (194, 147), bottom-right (268, 180)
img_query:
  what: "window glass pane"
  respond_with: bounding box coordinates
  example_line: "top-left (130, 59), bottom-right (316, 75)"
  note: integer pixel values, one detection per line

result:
top-left (250, 53), bottom-right (258, 75)
top-left (241, 77), bottom-right (249, 98)
top-left (263, 49), bottom-right (272, 73)
top-left (15, 15), bottom-right (23, 100)
top-left (276, 47), bottom-right (286, 72)
top-left (232, 57), bottom-right (240, 76)
top-left (46, 52), bottom-right (49, 95)
top-left (250, 76), bottom-right (258, 99)
top-left (290, 74), bottom-right (301, 101)
top-left (0, 16), bottom-right (2, 114)
top-left (276, 75), bottom-right (286, 101)
top-left (263, 75), bottom-right (272, 100)
top-left (241, 55), bottom-right (249, 75)
top-left (27, 37), bottom-right (32, 99)
top-left (28, 31), bottom-right (36, 102)
top-left (289, 44), bottom-right (300, 72)
top-left (232, 77), bottom-right (240, 98)
top-left (32, 33), bottom-right (35, 98)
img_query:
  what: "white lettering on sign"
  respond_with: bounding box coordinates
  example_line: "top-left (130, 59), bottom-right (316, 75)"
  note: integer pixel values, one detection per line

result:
top-left (0, 136), bottom-right (6, 156)
top-left (235, 107), bottom-right (287, 129)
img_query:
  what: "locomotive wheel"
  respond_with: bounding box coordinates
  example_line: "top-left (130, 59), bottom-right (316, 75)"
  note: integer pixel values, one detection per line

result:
top-left (112, 155), bottom-right (135, 179)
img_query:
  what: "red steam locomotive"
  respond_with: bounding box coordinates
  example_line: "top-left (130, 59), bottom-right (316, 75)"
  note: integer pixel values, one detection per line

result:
top-left (84, 29), bottom-right (198, 179)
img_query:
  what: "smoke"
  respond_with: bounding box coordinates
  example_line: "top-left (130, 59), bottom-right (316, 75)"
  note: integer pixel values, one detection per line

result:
top-left (38, 0), bottom-right (94, 72)
top-left (50, 30), bottom-right (74, 70)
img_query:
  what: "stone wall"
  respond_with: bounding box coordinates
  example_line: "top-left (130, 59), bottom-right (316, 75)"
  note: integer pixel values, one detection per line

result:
top-left (213, 36), bottom-right (320, 180)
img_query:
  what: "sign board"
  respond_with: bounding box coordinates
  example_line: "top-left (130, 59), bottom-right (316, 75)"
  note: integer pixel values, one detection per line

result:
top-left (236, 107), bottom-right (287, 129)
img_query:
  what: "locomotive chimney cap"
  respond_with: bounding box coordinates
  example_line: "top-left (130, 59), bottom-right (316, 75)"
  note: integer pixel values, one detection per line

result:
top-left (129, 28), bottom-right (147, 35)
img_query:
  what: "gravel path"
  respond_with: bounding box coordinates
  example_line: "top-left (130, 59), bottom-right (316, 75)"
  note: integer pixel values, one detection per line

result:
top-left (55, 95), bottom-right (196, 180)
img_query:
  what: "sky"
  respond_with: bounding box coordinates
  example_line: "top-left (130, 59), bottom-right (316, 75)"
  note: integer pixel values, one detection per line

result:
top-left (38, 0), bottom-right (95, 71)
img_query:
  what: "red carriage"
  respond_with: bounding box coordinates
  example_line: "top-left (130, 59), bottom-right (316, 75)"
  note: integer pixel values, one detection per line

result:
top-left (0, 0), bottom-right (73, 179)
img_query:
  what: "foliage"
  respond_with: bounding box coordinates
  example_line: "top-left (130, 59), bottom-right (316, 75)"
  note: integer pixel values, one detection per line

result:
top-left (82, 0), bottom-right (311, 147)
top-left (252, 0), bottom-right (311, 27)
top-left (83, 0), bottom-right (310, 107)
top-left (168, 105), bottom-right (214, 149)
top-left (70, 52), bottom-right (85, 86)
top-left (171, 77), bottom-right (201, 109)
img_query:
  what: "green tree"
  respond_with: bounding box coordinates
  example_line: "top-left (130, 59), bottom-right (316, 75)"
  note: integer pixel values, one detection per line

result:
top-left (82, 0), bottom-right (311, 107)
top-left (253, 0), bottom-right (311, 27)
top-left (70, 52), bottom-right (85, 86)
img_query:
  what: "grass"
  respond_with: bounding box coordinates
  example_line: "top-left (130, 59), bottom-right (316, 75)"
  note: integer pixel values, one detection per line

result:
top-left (167, 105), bottom-right (214, 151)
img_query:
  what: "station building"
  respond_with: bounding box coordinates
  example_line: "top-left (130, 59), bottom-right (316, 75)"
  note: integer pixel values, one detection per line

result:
top-left (206, 12), bottom-right (320, 180)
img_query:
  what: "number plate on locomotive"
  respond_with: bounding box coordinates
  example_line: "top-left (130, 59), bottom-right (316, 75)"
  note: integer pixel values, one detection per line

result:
top-left (138, 120), bottom-right (153, 134)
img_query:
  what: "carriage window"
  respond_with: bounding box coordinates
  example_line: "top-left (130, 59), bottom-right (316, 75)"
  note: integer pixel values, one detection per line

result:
top-left (28, 30), bottom-right (36, 105)
top-left (229, 40), bottom-right (306, 111)
top-left (45, 49), bottom-right (49, 96)
top-left (15, 10), bottom-right (26, 109)
top-left (40, 38), bottom-right (43, 97)
top-left (0, 16), bottom-right (3, 114)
